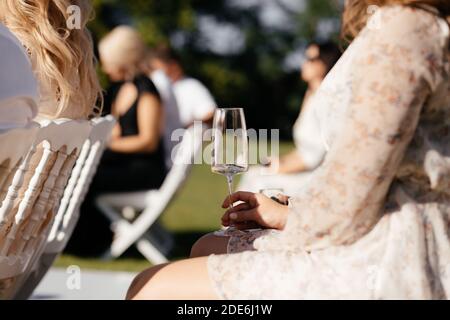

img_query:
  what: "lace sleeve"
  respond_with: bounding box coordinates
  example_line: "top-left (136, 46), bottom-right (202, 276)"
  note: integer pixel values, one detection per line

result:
top-left (259, 7), bottom-right (447, 252)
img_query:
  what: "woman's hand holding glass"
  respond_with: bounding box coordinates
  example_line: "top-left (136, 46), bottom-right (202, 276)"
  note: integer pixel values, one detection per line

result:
top-left (221, 191), bottom-right (289, 231)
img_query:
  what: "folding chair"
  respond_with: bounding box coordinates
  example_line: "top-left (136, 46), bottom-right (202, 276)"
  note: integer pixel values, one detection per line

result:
top-left (96, 126), bottom-right (203, 264)
top-left (14, 116), bottom-right (115, 299)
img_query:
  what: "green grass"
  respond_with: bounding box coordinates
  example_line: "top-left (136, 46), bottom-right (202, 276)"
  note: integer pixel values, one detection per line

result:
top-left (55, 142), bottom-right (294, 272)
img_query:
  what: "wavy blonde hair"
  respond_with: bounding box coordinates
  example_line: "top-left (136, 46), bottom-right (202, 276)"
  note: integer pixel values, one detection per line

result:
top-left (342, 0), bottom-right (450, 43)
top-left (0, 0), bottom-right (102, 119)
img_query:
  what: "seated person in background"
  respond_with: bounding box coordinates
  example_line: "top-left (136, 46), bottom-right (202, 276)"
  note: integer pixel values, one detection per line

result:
top-left (65, 26), bottom-right (167, 256)
top-left (238, 41), bottom-right (341, 196)
top-left (149, 46), bottom-right (217, 128)
top-left (0, 23), bottom-right (38, 129)
top-left (143, 50), bottom-right (182, 169)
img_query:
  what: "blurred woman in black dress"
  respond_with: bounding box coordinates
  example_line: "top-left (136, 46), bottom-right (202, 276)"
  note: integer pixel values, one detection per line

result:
top-left (66, 26), bottom-right (167, 256)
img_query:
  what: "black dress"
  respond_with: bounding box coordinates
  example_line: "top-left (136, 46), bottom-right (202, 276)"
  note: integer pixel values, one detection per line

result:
top-left (65, 75), bottom-right (167, 256)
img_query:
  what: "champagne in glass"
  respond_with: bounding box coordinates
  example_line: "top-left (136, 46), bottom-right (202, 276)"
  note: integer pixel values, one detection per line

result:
top-left (211, 108), bottom-right (249, 212)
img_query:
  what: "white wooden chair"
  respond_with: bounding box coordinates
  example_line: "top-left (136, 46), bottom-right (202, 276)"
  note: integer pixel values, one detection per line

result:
top-left (13, 116), bottom-right (115, 300)
top-left (47, 116), bottom-right (115, 252)
top-left (96, 126), bottom-right (203, 264)
top-left (0, 124), bottom-right (39, 206)
top-left (0, 119), bottom-right (91, 299)
top-left (0, 124), bottom-right (39, 295)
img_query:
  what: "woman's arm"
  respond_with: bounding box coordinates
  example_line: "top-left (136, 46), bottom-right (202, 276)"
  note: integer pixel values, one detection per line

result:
top-left (110, 103), bottom-right (122, 140)
top-left (271, 103), bottom-right (324, 174)
top-left (275, 151), bottom-right (308, 174)
top-left (279, 8), bottom-right (447, 251)
top-left (109, 92), bottom-right (162, 153)
top-left (253, 8), bottom-right (447, 251)
top-left (288, 97), bottom-right (326, 173)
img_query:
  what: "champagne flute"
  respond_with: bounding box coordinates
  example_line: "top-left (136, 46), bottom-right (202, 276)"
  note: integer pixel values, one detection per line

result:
top-left (211, 108), bottom-right (249, 225)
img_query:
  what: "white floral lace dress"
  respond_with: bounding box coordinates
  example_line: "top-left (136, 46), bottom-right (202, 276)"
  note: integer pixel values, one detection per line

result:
top-left (207, 6), bottom-right (450, 300)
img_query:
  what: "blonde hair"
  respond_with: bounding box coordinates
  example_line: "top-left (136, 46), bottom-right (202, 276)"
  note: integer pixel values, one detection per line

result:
top-left (0, 0), bottom-right (102, 119)
top-left (342, 0), bottom-right (450, 43)
top-left (99, 26), bottom-right (148, 80)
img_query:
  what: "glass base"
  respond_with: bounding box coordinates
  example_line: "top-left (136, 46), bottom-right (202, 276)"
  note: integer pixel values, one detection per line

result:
top-left (214, 226), bottom-right (262, 237)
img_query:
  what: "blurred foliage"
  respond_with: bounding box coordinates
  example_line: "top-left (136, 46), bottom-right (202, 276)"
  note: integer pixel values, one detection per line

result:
top-left (89, 0), bottom-right (341, 139)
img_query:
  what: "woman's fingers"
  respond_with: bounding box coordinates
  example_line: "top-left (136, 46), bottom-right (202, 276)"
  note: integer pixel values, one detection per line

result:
top-left (222, 191), bottom-right (257, 208)
top-left (221, 203), bottom-right (251, 224)
top-left (221, 221), bottom-right (260, 230)
top-left (224, 203), bottom-right (252, 215)
top-left (228, 209), bottom-right (257, 223)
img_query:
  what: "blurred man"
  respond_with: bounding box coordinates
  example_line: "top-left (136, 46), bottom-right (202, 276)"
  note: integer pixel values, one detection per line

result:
top-left (149, 46), bottom-right (217, 128)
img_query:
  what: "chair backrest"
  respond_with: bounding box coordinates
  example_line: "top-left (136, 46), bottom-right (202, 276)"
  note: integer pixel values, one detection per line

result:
top-left (0, 125), bottom-right (39, 281)
top-left (95, 125), bottom-right (203, 258)
top-left (0, 119), bottom-right (91, 299)
top-left (11, 116), bottom-right (115, 300)
top-left (0, 124), bottom-right (39, 205)
top-left (151, 69), bottom-right (182, 170)
top-left (47, 115), bottom-right (115, 250)
top-left (156, 125), bottom-right (203, 205)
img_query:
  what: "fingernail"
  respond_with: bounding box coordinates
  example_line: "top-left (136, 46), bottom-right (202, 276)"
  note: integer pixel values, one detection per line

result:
top-left (230, 213), bottom-right (237, 220)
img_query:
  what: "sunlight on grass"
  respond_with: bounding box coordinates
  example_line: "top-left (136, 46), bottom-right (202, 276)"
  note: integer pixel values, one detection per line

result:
top-left (54, 255), bottom-right (151, 273)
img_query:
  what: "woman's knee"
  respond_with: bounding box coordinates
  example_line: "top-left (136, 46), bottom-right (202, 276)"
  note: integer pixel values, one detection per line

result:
top-left (127, 258), bottom-right (218, 300)
top-left (126, 263), bottom-right (168, 300)
top-left (190, 233), bottom-right (229, 258)
top-left (190, 234), bottom-right (213, 258)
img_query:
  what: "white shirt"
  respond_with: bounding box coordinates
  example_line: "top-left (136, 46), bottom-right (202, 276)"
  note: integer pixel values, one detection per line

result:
top-left (0, 24), bottom-right (38, 129)
top-left (173, 77), bottom-right (216, 127)
top-left (150, 70), bottom-right (182, 168)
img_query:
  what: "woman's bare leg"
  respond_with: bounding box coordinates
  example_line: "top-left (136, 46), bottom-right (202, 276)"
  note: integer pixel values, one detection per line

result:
top-left (126, 257), bottom-right (220, 300)
top-left (190, 233), bottom-right (229, 258)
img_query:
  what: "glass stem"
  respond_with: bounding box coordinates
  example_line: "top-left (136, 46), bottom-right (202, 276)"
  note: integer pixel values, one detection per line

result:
top-left (226, 174), bottom-right (235, 228)
top-left (226, 174), bottom-right (234, 210)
